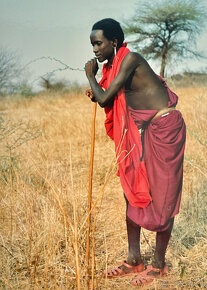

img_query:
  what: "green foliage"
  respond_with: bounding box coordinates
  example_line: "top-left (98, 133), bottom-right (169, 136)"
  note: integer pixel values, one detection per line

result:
top-left (124, 0), bottom-right (206, 77)
top-left (15, 82), bottom-right (34, 98)
top-left (40, 76), bottom-right (69, 92)
top-left (166, 71), bottom-right (207, 87)
top-left (39, 76), bottom-right (84, 95)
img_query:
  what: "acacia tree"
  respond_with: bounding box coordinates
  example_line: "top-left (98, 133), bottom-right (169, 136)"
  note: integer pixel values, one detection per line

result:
top-left (124, 0), bottom-right (206, 77)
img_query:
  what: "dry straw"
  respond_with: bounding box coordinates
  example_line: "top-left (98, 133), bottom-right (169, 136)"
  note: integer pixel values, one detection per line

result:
top-left (0, 86), bottom-right (206, 289)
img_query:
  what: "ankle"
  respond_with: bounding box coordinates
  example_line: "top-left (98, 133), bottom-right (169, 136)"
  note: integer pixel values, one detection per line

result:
top-left (127, 255), bottom-right (143, 266)
top-left (152, 257), bottom-right (165, 269)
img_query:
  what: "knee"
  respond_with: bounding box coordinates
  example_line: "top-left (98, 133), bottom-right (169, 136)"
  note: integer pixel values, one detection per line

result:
top-left (126, 215), bottom-right (141, 228)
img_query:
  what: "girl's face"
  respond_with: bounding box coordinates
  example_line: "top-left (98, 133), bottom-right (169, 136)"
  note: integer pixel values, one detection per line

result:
top-left (90, 29), bottom-right (115, 63)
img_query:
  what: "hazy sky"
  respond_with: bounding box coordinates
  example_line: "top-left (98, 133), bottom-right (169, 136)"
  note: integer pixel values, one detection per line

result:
top-left (1, 0), bottom-right (207, 89)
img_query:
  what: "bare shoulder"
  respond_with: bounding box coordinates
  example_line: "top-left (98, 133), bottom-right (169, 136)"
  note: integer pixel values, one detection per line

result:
top-left (119, 52), bottom-right (145, 73)
top-left (124, 51), bottom-right (145, 62)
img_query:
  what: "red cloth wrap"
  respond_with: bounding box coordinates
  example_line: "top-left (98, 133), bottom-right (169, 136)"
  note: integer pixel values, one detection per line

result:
top-left (99, 44), bottom-right (152, 208)
top-left (127, 79), bottom-right (186, 232)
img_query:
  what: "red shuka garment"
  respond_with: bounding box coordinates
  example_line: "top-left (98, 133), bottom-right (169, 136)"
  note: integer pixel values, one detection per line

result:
top-left (128, 78), bottom-right (186, 232)
top-left (100, 44), bottom-right (186, 232)
top-left (99, 44), bottom-right (152, 208)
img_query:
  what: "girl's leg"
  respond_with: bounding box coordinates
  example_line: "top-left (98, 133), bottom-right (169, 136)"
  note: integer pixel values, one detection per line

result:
top-left (153, 218), bottom-right (174, 268)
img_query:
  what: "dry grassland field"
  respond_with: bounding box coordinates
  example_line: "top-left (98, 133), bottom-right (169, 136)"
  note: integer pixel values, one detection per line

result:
top-left (0, 85), bottom-right (206, 289)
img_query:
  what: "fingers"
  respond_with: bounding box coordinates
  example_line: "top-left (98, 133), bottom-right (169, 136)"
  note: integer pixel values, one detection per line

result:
top-left (85, 89), bottom-right (93, 99)
top-left (85, 58), bottom-right (98, 78)
top-left (85, 58), bottom-right (97, 66)
top-left (85, 89), bottom-right (97, 102)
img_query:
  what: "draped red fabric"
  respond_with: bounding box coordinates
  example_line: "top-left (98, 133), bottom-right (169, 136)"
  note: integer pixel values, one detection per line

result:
top-left (127, 79), bottom-right (186, 232)
top-left (99, 44), bottom-right (152, 208)
top-left (98, 45), bottom-right (186, 231)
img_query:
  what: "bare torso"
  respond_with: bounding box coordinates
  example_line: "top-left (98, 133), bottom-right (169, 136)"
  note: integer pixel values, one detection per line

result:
top-left (85, 49), bottom-right (170, 110)
top-left (124, 53), bottom-right (169, 110)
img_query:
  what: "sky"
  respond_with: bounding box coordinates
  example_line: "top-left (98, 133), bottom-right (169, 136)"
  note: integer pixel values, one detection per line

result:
top-left (1, 0), bottom-right (207, 90)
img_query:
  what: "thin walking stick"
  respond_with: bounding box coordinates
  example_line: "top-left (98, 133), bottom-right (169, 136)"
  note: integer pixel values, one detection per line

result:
top-left (86, 101), bottom-right (97, 289)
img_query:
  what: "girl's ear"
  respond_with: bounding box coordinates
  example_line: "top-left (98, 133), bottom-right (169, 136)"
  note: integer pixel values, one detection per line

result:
top-left (113, 39), bottom-right (118, 48)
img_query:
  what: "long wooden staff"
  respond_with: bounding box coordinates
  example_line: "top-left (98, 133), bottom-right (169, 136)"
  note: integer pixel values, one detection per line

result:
top-left (86, 101), bottom-right (97, 288)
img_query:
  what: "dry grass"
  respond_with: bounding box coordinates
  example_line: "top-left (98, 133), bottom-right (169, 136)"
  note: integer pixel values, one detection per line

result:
top-left (0, 87), bottom-right (206, 289)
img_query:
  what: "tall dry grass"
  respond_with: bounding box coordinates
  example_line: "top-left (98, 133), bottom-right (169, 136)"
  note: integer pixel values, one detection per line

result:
top-left (0, 87), bottom-right (206, 289)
